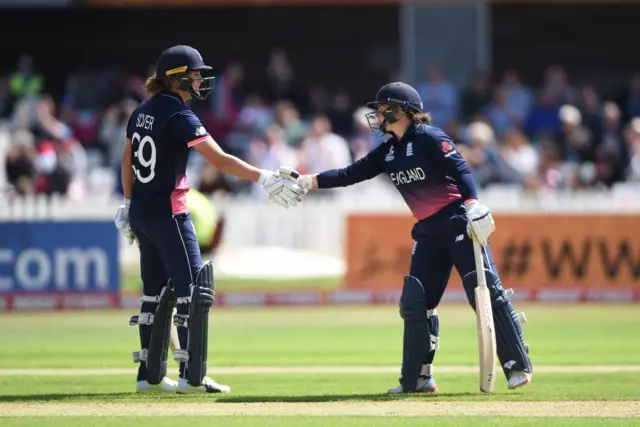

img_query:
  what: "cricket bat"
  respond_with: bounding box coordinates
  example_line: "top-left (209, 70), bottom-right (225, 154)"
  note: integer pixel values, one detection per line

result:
top-left (473, 239), bottom-right (497, 393)
top-left (169, 308), bottom-right (180, 354)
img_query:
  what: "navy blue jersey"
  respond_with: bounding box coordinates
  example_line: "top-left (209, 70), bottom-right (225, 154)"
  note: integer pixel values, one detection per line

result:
top-left (126, 91), bottom-right (210, 218)
top-left (317, 124), bottom-right (477, 220)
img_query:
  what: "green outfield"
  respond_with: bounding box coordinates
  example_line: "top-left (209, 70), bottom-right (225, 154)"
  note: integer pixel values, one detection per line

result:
top-left (1, 305), bottom-right (639, 426)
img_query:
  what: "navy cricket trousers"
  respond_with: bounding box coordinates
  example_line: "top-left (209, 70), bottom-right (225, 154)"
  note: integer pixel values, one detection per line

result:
top-left (409, 201), bottom-right (498, 310)
top-left (130, 212), bottom-right (203, 298)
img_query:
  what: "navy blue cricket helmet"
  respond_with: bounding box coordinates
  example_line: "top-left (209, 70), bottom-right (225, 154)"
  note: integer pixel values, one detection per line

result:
top-left (365, 82), bottom-right (423, 137)
top-left (156, 45), bottom-right (215, 101)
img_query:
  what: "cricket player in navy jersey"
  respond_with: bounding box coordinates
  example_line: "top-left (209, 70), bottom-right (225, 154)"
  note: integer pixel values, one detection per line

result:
top-left (114, 45), bottom-right (305, 394)
top-left (280, 82), bottom-right (533, 393)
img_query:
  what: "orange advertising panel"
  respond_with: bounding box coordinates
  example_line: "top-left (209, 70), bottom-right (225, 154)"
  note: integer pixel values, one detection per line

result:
top-left (346, 213), bottom-right (640, 290)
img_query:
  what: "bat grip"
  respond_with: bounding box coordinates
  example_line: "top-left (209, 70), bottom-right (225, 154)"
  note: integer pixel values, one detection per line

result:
top-left (472, 239), bottom-right (487, 287)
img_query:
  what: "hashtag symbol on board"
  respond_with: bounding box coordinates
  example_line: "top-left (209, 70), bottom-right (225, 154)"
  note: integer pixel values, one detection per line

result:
top-left (501, 240), bottom-right (533, 277)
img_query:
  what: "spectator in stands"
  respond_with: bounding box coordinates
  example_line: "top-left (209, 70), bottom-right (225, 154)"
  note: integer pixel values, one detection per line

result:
top-left (325, 91), bottom-right (354, 138)
top-left (210, 61), bottom-right (246, 126)
top-left (482, 87), bottom-right (512, 138)
top-left (5, 129), bottom-right (36, 196)
top-left (524, 87), bottom-right (562, 140)
top-left (543, 64), bottom-right (577, 106)
top-left (9, 54), bottom-right (43, 100)
top-left (577, 85), bottom-right (603, 140)
top-left (262, 48), bottom-right (300, 105)
top-left (10, 96), bottom-right (40, 135)
top-left (100, 98), bottom-right (138, 171)
top-left (554, 104), bottom-right (594, 163)
top-left (624, 74), bottom-right (640, 121)
top-left (0, 76), bottom-right (10, 118)
top-left (298, 115), bottom-right (351, 174)
top-left (538, 142), bottom-right (570, 191)
top-left (416, 65), bottom-right (458, 128)
top-left (249, 123), bottom-right (299, 197)
top-left (460, 69), bottom-right (491, 122)
top-left (305, 84), bottom-right (330, 118)
top-left (596, 101), bottom-right (627, 186)
top-left (624, 117), bottom-right (640, 181)
top-left (274, 101), bottom-right (307, 147)
top-left (35, 94), bottom-right (74, 142)
top-left (348, 106), bottom-right (380, 160)
top-left (500, 128), bottom-right (540, 180)
top-left (235, 93), bottom-right (273, 135)
top-left (463, 120), bottom-right (521, 187)
top-left (33, 140), bottom-right (67, 196)
top-left (500, 69), bottom-right (534, 129)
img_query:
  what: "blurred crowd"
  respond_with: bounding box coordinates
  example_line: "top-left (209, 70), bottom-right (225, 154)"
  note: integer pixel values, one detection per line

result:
top-left (3, 49), bottom-right (640, 202)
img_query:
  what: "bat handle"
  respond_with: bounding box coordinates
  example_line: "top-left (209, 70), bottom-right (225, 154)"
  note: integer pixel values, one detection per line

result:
top-left (472, 239), bottom-right (487, 288)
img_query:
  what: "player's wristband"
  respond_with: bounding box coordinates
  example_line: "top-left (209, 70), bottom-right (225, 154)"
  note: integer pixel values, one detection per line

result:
top-left (299, 175), bottom-right (313, 190)
top-left (124, 197), bottom-right (131, 207)
top-left (258, 170), bottom-right (271, 185)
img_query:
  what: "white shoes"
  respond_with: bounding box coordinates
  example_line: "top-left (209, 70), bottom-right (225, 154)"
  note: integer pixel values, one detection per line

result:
top-left (388, 376), bottom-right (438, 394)
top-left (386, 371), bottom-right (530, 394)
top-left (136, 375), bottom-right (231, 394)
top-left (508, 371), bottom-right (532, 389)
top-left (136, 376), bottom-right (178, 393)
top-left (177, 376), bottom-right (231, 394)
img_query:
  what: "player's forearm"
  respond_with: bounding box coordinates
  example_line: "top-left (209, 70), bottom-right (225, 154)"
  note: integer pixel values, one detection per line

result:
top-left (214, 152), bottom-right (262, 183)
top-left (313, 163), bottom-right (380, 189)
top-left (121, 142), bottom-right (133, 198)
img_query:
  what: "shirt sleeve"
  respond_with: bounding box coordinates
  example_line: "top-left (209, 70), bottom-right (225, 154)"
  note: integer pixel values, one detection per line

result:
top-left (167, 110), bottom-right (210, 148)
top-left (423, 132), bottom-right (478, 200)
top-left (316, 142), bottom-right (387, 188)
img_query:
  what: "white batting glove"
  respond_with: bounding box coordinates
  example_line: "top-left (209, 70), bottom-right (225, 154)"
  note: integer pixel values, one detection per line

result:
top-left (114, 198), bottom-right (136, 246)
top-left (297, 175), bottom-right (313, 191)
top-left (464, 199), bottom-right (495, 246)
top-left (278, 166), bottom-right (310, 194)
top-left (258, 169), bottom-right (305, 209)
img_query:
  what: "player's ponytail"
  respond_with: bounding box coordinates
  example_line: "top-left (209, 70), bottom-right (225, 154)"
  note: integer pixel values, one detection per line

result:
top-left (406, 109), bottom-right (432, 126)
top-left (145, 72), bottom-right (169, 97)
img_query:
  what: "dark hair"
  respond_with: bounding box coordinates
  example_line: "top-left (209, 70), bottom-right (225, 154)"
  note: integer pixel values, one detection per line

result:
top-left (145, 72), bottom-right (170, 97)
top-left (406, 109), bottom-right (432, 125)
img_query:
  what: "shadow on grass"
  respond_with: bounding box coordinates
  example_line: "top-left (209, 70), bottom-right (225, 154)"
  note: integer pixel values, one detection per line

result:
top-left (218, 392), bottom-right (480, 403)
top-left (0, 392), bottom-right (486, 403)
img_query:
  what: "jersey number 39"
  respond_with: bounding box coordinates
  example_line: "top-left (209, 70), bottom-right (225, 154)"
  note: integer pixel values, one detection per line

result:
top-left (131, 132), bottom-right (156, 184)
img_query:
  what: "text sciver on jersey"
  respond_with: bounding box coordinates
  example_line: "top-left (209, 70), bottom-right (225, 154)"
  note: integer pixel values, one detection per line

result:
top-left (136, 113), bottom-right (154, 130)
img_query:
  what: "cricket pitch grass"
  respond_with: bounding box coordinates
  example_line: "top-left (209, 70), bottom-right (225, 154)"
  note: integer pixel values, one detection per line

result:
top-left (1, 304), bottom-right (638, 426)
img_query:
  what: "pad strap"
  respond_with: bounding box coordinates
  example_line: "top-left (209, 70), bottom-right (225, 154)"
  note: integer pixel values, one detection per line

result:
top-left (420, 364), bottom-right (434, 377)
top-left (129, 313), bottom-right (154, 326)
top-left (133, 349), bottom-right (148, 363)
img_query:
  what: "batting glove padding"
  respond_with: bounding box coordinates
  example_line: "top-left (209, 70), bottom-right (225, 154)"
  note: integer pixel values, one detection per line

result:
top-left (259, 168), bottom-right (306, 209)
top-left (464, 199), bottom-right (495, 246)
top-left (114, 199), bottom-right (136, 245)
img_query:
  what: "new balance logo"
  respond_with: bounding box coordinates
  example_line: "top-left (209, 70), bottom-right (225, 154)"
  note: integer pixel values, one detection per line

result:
top-left (194, 126), bottom-right (207, 136)
top-left (406, 142), bottom-right (413, 157)
top-left (455, 234), bottom-right (464, 242)
top-left (504, 360), bottom-right (516, 370)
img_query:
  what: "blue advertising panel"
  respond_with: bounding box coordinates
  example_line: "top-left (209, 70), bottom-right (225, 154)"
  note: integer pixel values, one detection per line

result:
top-left (0, 221), bottom-right (119, 294)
